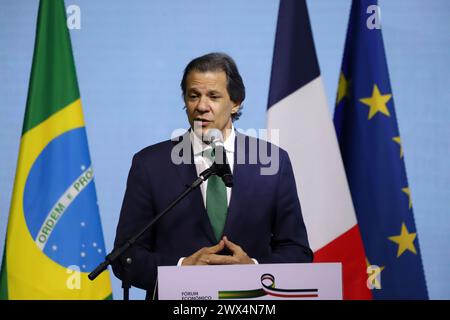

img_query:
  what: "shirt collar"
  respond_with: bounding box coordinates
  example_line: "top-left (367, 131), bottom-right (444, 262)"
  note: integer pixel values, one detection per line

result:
top-left (191, 125), bottom-right (236, 156)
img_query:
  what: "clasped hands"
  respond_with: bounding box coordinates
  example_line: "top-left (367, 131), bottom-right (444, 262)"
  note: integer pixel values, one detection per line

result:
top-left (181, 236), bottom-right (254, 265)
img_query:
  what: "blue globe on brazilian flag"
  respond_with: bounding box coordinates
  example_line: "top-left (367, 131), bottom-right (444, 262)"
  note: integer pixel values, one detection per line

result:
top-left (0, 0), bottom-right (112, 299)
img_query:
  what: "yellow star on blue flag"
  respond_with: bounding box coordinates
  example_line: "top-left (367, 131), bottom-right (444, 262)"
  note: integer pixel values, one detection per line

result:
top-left (388, 223), bottom-right (417, 257)
top-left (360, 84), bottom-right (392, 120)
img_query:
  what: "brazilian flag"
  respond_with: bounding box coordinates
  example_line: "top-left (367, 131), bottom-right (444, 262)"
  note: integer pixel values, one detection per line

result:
top-left (0, 0), bottom-right (112, 299)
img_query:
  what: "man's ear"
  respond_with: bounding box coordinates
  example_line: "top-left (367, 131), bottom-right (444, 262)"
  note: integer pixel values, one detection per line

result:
top-left (231, 104), bottom-right (240, 114)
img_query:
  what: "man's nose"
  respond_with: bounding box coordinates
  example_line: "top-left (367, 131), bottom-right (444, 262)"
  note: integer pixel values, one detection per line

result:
top-left (196, 96), bottom-right (210, 112)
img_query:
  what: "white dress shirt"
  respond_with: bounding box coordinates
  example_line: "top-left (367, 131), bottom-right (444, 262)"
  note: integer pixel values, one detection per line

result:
top-left (177, 126), bottom-right (257, 265)
top-left (190, 126), bottom-right (235, 207)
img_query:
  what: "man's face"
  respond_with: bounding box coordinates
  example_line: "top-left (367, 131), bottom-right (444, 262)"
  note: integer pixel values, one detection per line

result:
top-left (184, 70), bottom-right (240, 140)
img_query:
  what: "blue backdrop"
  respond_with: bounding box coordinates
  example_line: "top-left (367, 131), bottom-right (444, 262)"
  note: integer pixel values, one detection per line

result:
top-left (1, 0), bottom-right (449, 299)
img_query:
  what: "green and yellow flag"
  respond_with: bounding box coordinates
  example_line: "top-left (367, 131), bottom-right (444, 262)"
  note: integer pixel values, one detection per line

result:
top-left (0, 0), bottom-right (112, 299)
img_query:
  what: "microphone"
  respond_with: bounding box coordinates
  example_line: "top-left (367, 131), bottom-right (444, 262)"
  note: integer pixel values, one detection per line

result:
top-left (204, 129), bottom-right (233, 187)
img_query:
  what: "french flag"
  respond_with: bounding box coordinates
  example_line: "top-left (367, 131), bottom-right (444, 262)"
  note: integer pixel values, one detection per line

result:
top-left (266, 0), bottom-right (371, 299)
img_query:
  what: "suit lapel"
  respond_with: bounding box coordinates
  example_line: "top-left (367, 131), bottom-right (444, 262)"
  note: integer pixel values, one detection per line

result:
top-left (223, 132), bottom-right (247, 238)
top-left (172, 131), bottom-right (217, 244)
top-left (171, 131), bottom-right (197, 187)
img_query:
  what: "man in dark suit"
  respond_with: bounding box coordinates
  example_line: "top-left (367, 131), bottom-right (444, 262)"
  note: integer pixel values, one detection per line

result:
top-left (112, 53), bottom-right (313, 298)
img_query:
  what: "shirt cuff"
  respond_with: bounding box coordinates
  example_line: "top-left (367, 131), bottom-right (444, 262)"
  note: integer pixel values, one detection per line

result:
top-left (177, 257), bottom-right (185, 266)
top-left (251, 258), bottom-right (258, 264)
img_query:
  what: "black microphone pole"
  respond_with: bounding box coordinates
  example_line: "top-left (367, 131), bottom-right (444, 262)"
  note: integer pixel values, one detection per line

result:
top-left (88, 166), bottom-right (216, 299)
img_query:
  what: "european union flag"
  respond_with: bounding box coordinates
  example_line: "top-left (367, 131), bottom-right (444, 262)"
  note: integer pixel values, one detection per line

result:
top-left (333, 0), bottom-right (428, 299)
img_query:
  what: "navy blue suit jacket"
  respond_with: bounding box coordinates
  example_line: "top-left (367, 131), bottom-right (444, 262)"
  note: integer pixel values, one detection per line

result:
top-left (112, 131), bottom-right (313, 296)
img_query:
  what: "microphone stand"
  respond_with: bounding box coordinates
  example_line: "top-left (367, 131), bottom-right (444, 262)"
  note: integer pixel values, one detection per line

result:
top-left (88, 166), bottom-right (217, 300)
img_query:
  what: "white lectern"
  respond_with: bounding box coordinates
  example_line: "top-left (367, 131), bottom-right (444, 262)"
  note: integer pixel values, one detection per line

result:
top-left (158, 263), bottom-right (342, 300)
